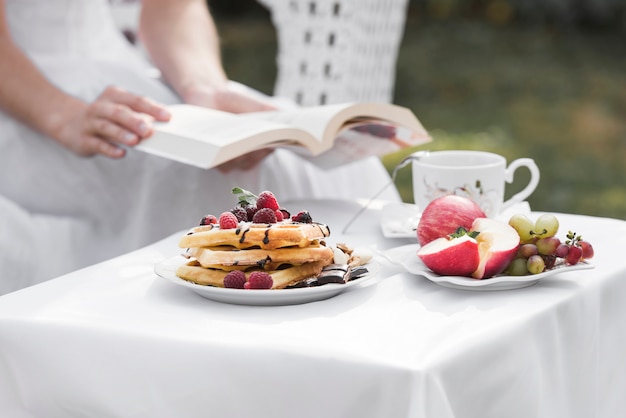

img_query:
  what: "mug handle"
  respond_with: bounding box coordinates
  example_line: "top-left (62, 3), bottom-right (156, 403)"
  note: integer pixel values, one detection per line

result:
top-left (502, 158), bottom-right (540, 211)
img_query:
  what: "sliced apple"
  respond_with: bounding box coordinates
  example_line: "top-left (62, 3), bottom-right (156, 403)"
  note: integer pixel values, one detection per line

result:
top-left (471, 218), bottom-right (520, 279)
top-left (417, 195), bottom-right (486, 246)
top-left (417, 234), bottom-right (480, 277)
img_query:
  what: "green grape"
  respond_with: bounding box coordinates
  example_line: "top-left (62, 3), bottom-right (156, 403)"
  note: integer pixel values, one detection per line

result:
top-left (527, 254), bottom-right (546, 274)
top-left (507, 258), bottom-right (530, 276)
top-left (535, 236), bottom-right (561, 255)
top-left (509, 214), bottom-right (534, 243)
top-left (533, 214), bottom-right (559, 239)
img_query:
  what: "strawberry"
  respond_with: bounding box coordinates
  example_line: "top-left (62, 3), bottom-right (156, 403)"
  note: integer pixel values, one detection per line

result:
top-left (218, 212), bottom-right (239, 229)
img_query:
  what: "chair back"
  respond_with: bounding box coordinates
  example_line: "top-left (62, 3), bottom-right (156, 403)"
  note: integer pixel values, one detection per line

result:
top-left (259, 0), bottom-right (409, 105)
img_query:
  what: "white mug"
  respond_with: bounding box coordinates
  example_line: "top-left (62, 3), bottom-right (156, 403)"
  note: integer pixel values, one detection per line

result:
top-left (411, 150), bottom-right (540, 217)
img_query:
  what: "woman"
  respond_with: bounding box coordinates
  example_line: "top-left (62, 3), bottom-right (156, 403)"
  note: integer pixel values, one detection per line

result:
top-left (0, 0), bottom-right (399, 294)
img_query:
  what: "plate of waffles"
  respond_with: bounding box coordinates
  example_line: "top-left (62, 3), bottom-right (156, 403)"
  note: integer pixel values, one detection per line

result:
top-left (155, 255), bottom-right (377, 306)
top-left (156, 188), bottom-right (378, 305)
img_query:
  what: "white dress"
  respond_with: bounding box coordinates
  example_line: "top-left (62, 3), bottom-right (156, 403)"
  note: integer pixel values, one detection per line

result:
top-left (0, 0), bottom-right (399, 294)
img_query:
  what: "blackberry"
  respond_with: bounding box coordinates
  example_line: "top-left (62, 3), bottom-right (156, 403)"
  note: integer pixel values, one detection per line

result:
top-left (292, 211), bottom-right (313, 223)
top-left (231, 206), bottom-right (248, 222)
top-left (244, 204), bottom-right (258, 220)
top-left (199, 214), bottom-right (217, 225)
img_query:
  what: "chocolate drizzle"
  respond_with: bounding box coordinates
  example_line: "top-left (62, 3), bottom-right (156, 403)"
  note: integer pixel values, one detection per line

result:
top-left (239, 227), bottom-right (250, 244)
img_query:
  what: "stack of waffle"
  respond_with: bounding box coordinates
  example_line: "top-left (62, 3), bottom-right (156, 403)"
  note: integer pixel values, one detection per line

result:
top-left (176, 220), bottom-right (336, 289)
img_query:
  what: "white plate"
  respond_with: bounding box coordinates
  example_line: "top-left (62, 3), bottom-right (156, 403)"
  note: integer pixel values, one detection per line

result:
top-left (383, 244), bottom-right (595, 291)
top-left (155, 256), bottom-right (377, 306)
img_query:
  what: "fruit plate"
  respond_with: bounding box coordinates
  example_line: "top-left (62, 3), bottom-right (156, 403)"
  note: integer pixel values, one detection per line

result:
top-left (155, 256), bottom-right (378, 306)
top-left (380, 201), bottom-right (533, 239)
top-left (383, 244), bottom-right (595, 291)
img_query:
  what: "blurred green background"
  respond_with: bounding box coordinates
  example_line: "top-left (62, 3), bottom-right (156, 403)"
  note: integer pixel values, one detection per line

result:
top-left (211, 0), bottom-right (626, 220)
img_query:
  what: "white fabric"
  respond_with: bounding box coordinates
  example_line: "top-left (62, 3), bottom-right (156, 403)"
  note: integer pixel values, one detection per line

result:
top-left (0, 0), bottom-right (399, 295)
top-left (0, 200), bottom-right (625, 417)
top-left (258, 0), bottom-right (410, 105)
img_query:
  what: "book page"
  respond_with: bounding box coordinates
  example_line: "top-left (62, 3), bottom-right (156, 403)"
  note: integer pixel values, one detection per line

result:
top-left (153, 105), bottom-right (289, 146)
top-left (240, 103), bottom-right (355, 141)
top-left (139, 105), bottom-right (320, 168)
top-left (242, 102), bottom-right (430, 149)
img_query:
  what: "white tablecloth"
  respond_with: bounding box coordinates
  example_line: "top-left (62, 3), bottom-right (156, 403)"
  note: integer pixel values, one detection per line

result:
top-left (1, 199), bottom-right (625, 418)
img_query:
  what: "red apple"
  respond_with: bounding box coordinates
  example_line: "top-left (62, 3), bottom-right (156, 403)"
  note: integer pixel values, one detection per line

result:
top-left (471, 218), bottom-right (520, 279)
top-left (417, 234), bottom-right (480, 276)
top-left (417, 195), bottom-right (487, 246)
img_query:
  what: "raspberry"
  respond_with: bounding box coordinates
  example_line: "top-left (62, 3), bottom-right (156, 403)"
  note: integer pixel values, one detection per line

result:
top-left (219, 211), bottom-right (239, 229)
top-left (274, 209), bottom-right (284, 222)
top-left (223, 270), bottom-right (246, 289)
top-left (231, 206), bottom-right (248, 222)
top-left (252, 207), bottom-right (277, 224)
top-left (256, 191), bottom-right (280, 211)
top-left (291, 211), bottom-right (313, 223)
top-left (245, 271), bottom-right (273, 289)
top-left (199, 214), bottom-right (217, 226)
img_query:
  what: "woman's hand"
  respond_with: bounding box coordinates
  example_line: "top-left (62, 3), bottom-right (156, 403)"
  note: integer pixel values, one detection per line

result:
top-left (182, 83), bottom-right (277, 114)
top-left (53, 86), bottom-right (172, 159)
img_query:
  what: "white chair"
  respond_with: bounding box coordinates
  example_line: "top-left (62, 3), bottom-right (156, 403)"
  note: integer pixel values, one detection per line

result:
top-left (258, 0), bottom-right (409, 105)
top-left (109, 0), bottom-right (409, 106)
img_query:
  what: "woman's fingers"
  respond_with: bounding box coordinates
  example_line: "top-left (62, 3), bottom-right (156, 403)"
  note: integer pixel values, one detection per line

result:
top-left (81, 86), bottom-right (172, 153)
top-left (99, 86), bottom-right (171, 121)
top-left (73, 135), bottom-right (126, 158)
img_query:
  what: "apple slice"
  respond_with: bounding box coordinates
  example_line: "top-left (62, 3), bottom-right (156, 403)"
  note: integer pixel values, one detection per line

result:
top-left (417, 195), bottom-right (486, 246)
top-left (417, 234), bottom-right (480, 277)
top-left (471, 218), bottom-right (520, 279)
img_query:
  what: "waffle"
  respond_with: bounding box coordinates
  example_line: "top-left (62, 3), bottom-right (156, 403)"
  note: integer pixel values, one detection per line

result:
top-left (187, 243), bottom-right (334, 271)
top-left (178, 221), bottom-right (331, 250)
top-left (176, 259), bottom-right (329, 289)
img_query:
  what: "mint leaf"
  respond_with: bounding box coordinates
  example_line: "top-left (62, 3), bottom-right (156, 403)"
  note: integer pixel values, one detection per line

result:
top-left (231, 187), bottom-right (257, 207)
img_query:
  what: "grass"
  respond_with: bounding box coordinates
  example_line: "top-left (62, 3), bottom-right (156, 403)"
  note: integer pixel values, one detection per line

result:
top-left (216, 14), bottom-right (626, 220)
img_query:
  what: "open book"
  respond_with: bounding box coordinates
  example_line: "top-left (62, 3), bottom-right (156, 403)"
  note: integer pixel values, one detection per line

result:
top-left (137, 102), bottom-right (431, 169)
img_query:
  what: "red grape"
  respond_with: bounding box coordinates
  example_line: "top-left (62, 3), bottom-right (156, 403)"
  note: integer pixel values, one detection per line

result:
top-left (565, 245), bottom-right (583, 265)
top-left (519, 243), bottom-right (538, 258)
top-left (579, 241), bottom-right (594, 260)
top-left (555, 243), bottom-right (570, 258)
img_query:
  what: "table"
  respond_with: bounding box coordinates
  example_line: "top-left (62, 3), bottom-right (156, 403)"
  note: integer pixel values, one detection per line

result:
top-left (1, 199), bottom-right (625, 418)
